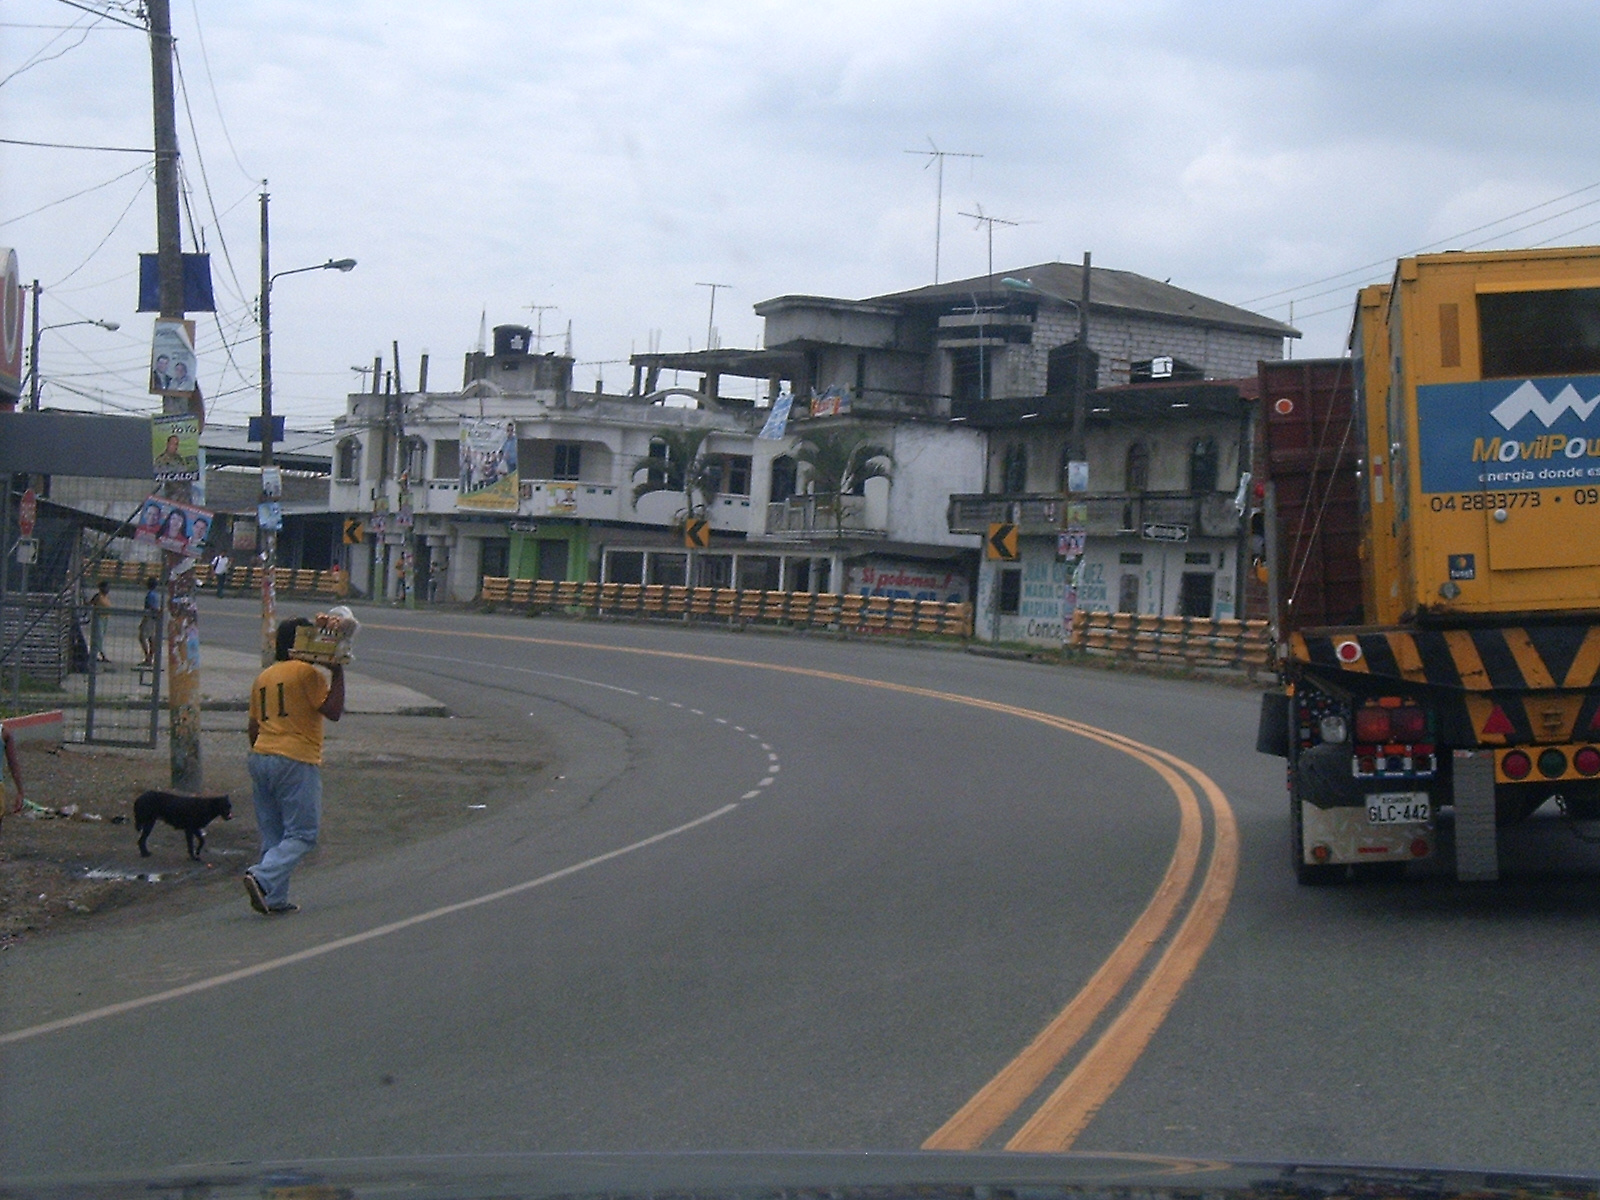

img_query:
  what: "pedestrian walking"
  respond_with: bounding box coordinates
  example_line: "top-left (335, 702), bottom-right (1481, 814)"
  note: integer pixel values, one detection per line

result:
top-left (243, 617), bottom-right (345, 915)
top-left (138, 577), bottom-right (161, 666)
top-left (89, 580), bottom-right (112, 663)
top-left (211, 550), bottom-right (231, 598)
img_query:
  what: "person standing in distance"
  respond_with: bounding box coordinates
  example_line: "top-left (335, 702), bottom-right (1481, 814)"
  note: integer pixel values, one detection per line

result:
top-left (243, 617), bottom-right (345, 915)
top-left (138, 577), bottom-right (161, 665)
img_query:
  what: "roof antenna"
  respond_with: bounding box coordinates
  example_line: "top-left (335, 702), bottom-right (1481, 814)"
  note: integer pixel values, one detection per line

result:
top-left (904, 139), bottom-right (982, 284)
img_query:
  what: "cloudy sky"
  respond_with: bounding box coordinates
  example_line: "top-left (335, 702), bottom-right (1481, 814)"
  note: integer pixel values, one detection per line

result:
top-left (6, 0), bottom-right (1599, 430)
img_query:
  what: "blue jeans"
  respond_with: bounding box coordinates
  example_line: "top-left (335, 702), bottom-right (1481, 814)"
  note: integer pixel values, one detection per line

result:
top-left (247, 752), bottom-right (322, 907)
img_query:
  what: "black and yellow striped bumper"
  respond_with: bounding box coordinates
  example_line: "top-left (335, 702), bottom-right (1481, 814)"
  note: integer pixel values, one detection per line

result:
top-left (1289, 623), bottom-right (1600, 746)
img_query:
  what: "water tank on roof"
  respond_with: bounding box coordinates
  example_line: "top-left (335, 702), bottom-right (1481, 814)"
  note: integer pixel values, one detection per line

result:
top-left (493, 325), bottom-right (533, 357)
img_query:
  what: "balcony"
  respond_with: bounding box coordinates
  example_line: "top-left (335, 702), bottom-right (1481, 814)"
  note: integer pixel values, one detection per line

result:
top-left (764, 494), bottom-right (886, 539)
top-left (948, 491), bottom-right (1242, 538)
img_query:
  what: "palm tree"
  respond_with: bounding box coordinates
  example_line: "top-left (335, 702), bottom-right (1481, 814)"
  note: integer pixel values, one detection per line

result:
top-left (793, 430), bottom-right (893, 541)
top-left (630, 426), bottom-right (721, 520)
top-left (631, 426), bottom-right (724, 586)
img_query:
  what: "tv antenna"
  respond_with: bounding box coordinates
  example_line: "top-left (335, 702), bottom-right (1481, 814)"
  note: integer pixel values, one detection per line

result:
top-left (524, 303), bottom-right (559, 350)
top-left (959, 204), bottom-right (1029, 291)
top-left (905, 139), bottom-right (982, 283)
top-left (695, 282), bottom-right (732, 351)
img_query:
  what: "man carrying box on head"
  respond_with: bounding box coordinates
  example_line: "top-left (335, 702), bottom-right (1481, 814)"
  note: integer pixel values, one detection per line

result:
top-left (243, 617), bottom-right (345, 915)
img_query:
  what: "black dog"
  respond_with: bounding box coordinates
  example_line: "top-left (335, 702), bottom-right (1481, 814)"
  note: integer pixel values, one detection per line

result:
top-left (133, 790), bottom-right (232, 861)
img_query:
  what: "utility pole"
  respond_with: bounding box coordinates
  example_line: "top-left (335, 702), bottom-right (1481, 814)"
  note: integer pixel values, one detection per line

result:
top-left (905, 142), bottom-right (982, 284)
top-left (696, 282), bottom-right (730, 352)
top-left (1071, 251), bottom-right (1092, 464)
top-left (258, 186), bottom-right (278, 666)
top-left (149, 0), bottom-right (203, 792)
top-left (27, 281), bottom-right (39, 410)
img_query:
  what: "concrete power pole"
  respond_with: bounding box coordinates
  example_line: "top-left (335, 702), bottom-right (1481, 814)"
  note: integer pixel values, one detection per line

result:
top-left (148, 0), bottom-right (203, 792)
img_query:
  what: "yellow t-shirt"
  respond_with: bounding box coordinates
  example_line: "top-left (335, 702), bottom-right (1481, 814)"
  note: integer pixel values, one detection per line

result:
top-left (251, 660), bottom-right (332, 765)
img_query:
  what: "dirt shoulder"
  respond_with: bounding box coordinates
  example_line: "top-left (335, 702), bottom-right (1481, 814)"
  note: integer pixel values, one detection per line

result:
top-left (0, 710), bottom-right (555, 947)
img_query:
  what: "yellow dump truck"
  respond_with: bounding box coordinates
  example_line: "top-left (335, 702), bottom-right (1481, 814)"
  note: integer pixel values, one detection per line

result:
top-left (1257, 247), bottom-right (1600, 883)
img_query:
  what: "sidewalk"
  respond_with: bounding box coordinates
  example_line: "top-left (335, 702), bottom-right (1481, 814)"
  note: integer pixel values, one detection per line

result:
top-left (197, 648), bottom-right (448, 716)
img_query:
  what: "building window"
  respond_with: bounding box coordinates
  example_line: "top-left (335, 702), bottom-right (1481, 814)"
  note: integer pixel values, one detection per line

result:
top-left (998, 567), bottom-right (1023, 615)
top-left (770, 454), bottom-right (797, 501)
top-left (950, 347), bottom-right (990, 405)
top-left (553, 442), bottom-right (582, 480)
top-left (1189, 436), bottom-right (1218, 492)
top-left (1125, 442), bottom-right (1150, 492)
top-left (646, 438), bottom-right (682, 490)
top-left (433, 439), bottom-right (459, 480)
top-left (335, 437), bottom-right (361, 482)
top-left (723, 455), bottom-right (752, 496)
top-left (1002, 444), bottom-right (1028, 493)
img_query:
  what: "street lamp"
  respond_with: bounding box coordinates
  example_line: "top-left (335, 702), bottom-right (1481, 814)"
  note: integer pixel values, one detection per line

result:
top-left (258, 187), bottom-right (356, 663)
top-left (27, 315), bottom-right (121, 411)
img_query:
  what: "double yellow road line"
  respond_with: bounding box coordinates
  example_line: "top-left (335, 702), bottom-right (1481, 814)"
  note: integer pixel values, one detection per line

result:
top-left (371, 624), bottom-right (1240, 1152)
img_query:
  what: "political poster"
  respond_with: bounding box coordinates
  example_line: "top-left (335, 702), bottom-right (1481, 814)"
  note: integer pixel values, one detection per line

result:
top-left (132, 495), bottom-right (213, 557)
top-left (151, 412), bottom-right (201, 482)
top-left (457, 418), bottom-right (519, 512)
top-left (149, 318), bottom-right (199, 398)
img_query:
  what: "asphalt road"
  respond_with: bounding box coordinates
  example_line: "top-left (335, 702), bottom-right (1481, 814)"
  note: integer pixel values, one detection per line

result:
top-left (6, 602), bottom-right (1600, 1177)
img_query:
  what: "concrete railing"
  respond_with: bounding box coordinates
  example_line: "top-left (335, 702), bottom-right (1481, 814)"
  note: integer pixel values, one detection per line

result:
top-left (480, 577), bottom-right (973, 639)
top-left (1067, 610), bottom-right (1271, 674)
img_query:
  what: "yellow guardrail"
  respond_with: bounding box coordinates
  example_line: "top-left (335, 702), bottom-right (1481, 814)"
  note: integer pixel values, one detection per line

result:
top-left (478, 577), bottom-right (974, 639)
top-left (1067, 610), bottom-right (1271, 674)
top-left (88, 560), bottom-right (349, 599)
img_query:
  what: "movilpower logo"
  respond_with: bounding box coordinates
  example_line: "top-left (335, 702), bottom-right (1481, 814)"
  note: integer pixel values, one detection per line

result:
top-left (1417, 376), bottom-right (1600, 493)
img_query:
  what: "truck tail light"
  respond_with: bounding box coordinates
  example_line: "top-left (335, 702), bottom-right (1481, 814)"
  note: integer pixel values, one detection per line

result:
top-left (1502, 750), bottom-right (1533, 781)
top-left (1575, 747), bottom-right (1600, 776)
top-left (1391, 706), bottom-right (1428, 741)
top-left (1538, 748), bottom-right (1569, 779)
top-left (1354, 707), bottom-right (1391, 743)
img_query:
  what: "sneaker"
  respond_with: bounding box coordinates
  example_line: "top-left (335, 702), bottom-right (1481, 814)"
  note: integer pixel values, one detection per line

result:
top-left (267, 903), bottom-right (299, 915)
top-left (242, 872), bottom-right (269, 915)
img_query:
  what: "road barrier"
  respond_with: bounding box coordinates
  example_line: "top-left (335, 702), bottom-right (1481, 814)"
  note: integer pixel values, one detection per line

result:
top-left (86, 560), bottom-right (349, 599)
top-left (1067, 610), bottom-right (1272, 674)
top-left (479, 577), bottom-right (974, 639)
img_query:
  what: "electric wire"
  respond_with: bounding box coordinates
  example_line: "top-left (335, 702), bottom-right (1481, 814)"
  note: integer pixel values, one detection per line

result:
top-left (0, 15), bottom-right (96, 89)
top-left (186, 0), bottom-right (254, 185)
top-left (0, 136), bottom-right (152, 153)
top-left (52, 0), bottom-right (146, 32)
top-left (0, 160), bottom-right (149, 227)
top-left (47, 171), bottom-right (150, 287)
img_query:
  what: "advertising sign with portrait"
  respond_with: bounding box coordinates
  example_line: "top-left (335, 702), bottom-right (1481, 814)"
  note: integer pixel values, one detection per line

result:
top-left (457, 418), bottom-right (519, 512)
top-left (132, 494), bottom-right (213, 557)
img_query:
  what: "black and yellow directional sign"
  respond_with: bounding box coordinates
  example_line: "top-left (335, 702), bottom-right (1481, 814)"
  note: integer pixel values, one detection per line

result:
top-left (342, 517), bottom-right (366, 544)
top-left (683, 517), bottom-right (711, 549)
top-left (986, 521), bottom-right (1019, 561)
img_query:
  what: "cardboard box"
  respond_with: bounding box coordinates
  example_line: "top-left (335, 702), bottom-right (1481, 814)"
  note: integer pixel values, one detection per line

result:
top-left (290, 625), bottom-right (353, 666)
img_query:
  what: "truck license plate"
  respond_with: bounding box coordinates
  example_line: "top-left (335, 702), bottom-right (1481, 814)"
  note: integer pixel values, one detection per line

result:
top-left (1366, 792), bottom-right (1430, 824)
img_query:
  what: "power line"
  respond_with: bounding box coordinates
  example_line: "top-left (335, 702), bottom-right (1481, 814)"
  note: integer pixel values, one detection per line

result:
top-left (1238, 179), bottom-right (1600, 308)
top-left (0, 160), bottom-right (150, 227)
top-left (47, 172), bottom-right (150, 287)
top-left (0, 136), bottom-right (153, 153)
top-left (0, 16), bottom-right (97, 88)
top-left (53, 0), bottom-right (146, 30)
top-left (187, 0), bottom-right (255, 185)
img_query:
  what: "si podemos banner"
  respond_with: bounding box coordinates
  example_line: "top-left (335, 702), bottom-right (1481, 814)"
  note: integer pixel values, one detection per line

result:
top-left (1416, 375), bottom-right (1600, 493)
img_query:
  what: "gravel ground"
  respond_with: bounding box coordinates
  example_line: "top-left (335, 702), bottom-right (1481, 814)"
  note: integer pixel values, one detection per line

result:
top-left (0, 710), bottom-right (554, 947)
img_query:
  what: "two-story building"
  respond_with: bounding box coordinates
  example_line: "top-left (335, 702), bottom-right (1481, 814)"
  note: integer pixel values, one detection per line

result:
top-left (329, 326), bottom-right (986, 602)
top-left (753, 260), bottom-right (1296, 642)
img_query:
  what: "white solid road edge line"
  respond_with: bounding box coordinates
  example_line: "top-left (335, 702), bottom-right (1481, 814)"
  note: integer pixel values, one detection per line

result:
top-left (0, 802), bottom-right (742, 1047)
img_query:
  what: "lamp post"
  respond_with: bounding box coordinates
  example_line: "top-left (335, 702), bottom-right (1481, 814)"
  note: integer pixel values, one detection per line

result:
top-left (26, 288), bottom-right (121, 410)
top-left (258, 186), bottom-right (355, 664)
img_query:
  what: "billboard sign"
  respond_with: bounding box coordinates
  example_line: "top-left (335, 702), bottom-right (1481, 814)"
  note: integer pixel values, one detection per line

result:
top-left (151, 412), bottom-right (201, 482)
top-left (0, 249), bottom-right (22, 400)
top-left (1418, 376), bottom-right (1600, 493)
top-left (457, 418), bottom-right (519, 512)
top-left (133, 495), bottom-right (213, 557)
